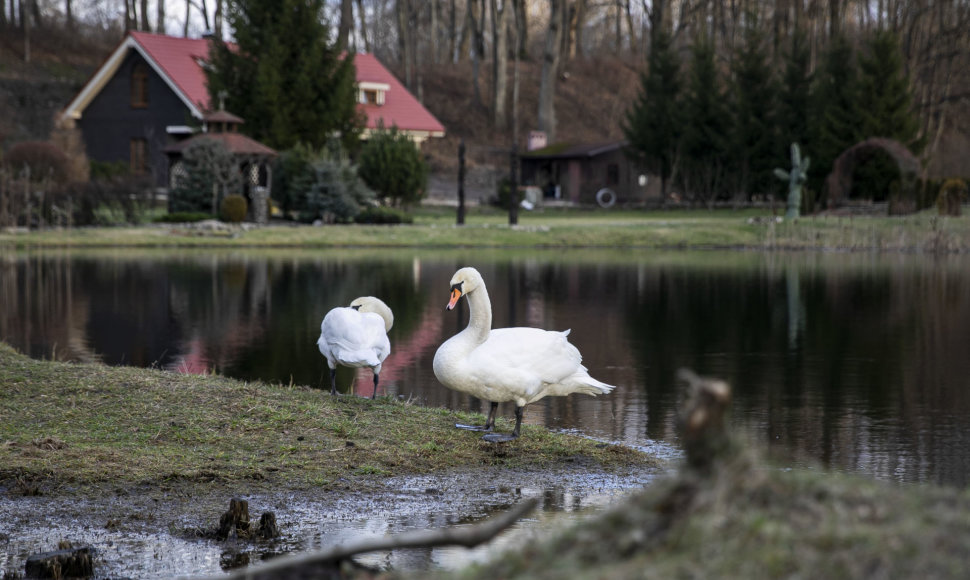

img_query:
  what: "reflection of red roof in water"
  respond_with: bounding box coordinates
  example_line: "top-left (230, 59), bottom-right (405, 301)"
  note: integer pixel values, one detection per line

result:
top-left (353, 307), bottom-right (442, 397)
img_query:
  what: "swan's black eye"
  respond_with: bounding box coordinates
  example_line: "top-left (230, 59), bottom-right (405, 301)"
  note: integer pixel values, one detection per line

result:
top-left (451, 282), bottom-right (463, 293)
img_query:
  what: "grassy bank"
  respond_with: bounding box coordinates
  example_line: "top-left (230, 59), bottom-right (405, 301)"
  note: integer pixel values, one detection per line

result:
top-left (0, 343), bottom-right (653, 493)
top-left (2, 207), bottom-right (969, 252)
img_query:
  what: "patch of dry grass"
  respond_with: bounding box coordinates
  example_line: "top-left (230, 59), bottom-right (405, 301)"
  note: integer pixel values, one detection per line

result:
top-left (0, 343), bottom-right (655, 493)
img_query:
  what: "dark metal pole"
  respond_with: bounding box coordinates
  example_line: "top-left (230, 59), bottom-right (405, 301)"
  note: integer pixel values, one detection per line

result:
top-left (509, 144), bottom-right (518, 226)
top-left (457, 139), bottom-right (466, 225)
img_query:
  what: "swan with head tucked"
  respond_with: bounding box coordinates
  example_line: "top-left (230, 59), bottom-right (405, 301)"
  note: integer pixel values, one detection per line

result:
top-left (318, 296), bottom-right (393, 399)
top-left (433, 267), bottom-right (615, 442)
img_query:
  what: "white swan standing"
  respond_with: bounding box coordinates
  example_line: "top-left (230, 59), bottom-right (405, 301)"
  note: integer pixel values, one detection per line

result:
top-left (317, 296), bottom-right (393, 399)
top-left (433, 267), bottom-right (615, 442)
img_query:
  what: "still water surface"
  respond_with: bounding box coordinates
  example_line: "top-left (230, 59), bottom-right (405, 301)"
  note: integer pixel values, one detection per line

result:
top-left (3, 247), bottom-right (970, 487)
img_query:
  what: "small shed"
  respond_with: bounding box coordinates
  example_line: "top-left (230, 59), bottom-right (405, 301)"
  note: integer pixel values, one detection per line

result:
top-left (519, 141), bottom-right (658, 206)
top-left (164, 110), bottom-right (277, 223)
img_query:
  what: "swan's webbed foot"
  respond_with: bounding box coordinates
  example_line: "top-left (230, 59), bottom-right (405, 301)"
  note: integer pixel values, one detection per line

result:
top-left (455, 401), bottom-right (498, 432)
top-left (480, 406), bottom-right (524, 443)
top-left (481, 432), bottom-right (519, 443)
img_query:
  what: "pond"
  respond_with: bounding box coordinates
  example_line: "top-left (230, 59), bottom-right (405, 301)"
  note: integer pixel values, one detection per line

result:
top-left (3, 247), bottom-right (970, 486)
top-left (2, 247), bottom-right (970, 576)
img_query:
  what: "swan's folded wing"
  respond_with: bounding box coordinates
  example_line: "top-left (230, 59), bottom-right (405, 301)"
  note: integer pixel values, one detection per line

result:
top-left (471, 327), bottom-right (582, 385)
top-left (321, 309), bottom-right (391, 365)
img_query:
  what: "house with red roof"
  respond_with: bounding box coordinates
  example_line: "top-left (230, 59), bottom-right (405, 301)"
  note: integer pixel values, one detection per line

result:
top-left (60, 31), bottom-right (445, 192)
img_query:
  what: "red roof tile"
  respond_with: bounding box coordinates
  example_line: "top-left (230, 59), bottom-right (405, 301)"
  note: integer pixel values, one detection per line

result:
top-left (129, 31), bottom-right (212, 112)
top-left (127, 32), bottom-right (444, 136)
top-left (353, 53), bottom-right (446, 135)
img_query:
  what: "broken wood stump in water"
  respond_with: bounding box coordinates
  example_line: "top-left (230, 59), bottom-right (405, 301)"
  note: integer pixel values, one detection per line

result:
top-left (215, 498), bottom-right (280, 540)
top-left (677, 368), bottom-right (736, 474)
top-left (24, 545), bottom-right (94, 579)
top-left (217, 498), bottom-right (539, 580)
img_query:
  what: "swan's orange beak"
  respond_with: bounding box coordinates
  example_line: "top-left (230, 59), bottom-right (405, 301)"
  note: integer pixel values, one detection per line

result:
top-left (446, 287), bottom-right (462, 310)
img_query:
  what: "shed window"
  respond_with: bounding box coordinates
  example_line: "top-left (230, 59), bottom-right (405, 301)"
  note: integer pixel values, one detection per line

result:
top-left (131, 63), bottom-right (149, 108)
top-left (130, 138), bottom-right (148, 175)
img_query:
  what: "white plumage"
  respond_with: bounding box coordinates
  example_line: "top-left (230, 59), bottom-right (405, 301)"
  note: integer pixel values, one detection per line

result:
top-left (318, 296), bottom-right (393, 399)
top-left (433, 267), bottom-right (615, 442)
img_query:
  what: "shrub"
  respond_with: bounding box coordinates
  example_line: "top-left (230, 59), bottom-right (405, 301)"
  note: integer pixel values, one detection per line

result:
top-left (354, 206), bottom-right (414, 224)
top-left (155, 211), bottom-right (213, 223)
top-left (220, 194), bottom-right (248, 223)
top-left (356, 124), bottom-right (428, 208)
top-left (494, 177), bottom-right (524, 210)
top-left (303, 160), bottom-right (375, 223)
top-left (937, 178), bottom-right (968, 217)
top-left (169, 139), bottom-right (242, 215)
top-left (3, 141), bottom-right (70, 184)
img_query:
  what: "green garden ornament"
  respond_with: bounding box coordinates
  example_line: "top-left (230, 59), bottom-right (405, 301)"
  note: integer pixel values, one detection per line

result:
top-left (774, 143), bottom-right (810, 219)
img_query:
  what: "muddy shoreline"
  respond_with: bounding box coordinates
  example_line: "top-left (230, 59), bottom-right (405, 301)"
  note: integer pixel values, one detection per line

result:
top-left (0, 461), bottom-right (666, 578)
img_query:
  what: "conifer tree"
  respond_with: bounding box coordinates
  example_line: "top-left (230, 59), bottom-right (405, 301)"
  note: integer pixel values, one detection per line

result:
top-left (858, 30), bottom-right (922, 150)
top-left (205, 0), bottom-right (362, 152)
top-left (808, 35), bottom-right (861, 197)
top-left (730, 17), bottom-right (780, 200)
top-left (680, 35), bottom-right (731, 204)
top-left (777, 31), bottom-right (812, 163)
top-left (849, 30), bottom-right (925, 202)
top-left (623, 29), bottom-right (683, 202)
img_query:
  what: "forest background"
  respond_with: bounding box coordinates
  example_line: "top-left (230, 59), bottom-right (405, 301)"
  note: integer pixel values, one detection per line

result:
top-left (0, 0), bottom-right (967, 211)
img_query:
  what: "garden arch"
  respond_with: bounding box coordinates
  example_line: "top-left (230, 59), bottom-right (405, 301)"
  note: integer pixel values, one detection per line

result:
top-left (824, 137), bottom-right (920, 207)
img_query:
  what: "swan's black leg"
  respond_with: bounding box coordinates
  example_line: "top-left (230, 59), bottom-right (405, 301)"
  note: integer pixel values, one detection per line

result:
top-left (372, 373), bottom-right (379, 399)
top-left (456, 401), bottom-right (497, 432)
top-left (329, 368), bottom-right (338, 396)
top-left (482, 406), bottom-right (522, 443)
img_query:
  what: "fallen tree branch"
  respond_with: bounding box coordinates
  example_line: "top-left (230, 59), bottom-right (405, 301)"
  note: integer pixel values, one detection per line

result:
top-left (214, 498), bottom-right (539, 580)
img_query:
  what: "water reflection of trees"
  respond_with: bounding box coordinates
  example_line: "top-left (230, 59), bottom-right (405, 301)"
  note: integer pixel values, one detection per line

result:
top-left (4, 250), bottom-right (970, 486)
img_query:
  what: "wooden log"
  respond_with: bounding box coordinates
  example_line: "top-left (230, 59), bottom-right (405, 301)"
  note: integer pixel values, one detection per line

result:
top-left (218, 498), bottom-right (538, 580)
top-left (24, 545), bottom-right (94, 579)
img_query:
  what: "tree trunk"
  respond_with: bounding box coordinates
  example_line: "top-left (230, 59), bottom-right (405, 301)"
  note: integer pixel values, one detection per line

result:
top-left (397, 0), bottom-right (413, 88)
top-left (430, 0), bottom-right (440, 63)
top-left (624, 0), bottom-right (637, 55)
top-left (356, 0), bottom-right (370, 52)
top-left (214, 0), bottom-right (223, 39)
top-left (337, 0), bottom-right (353, 51)
top-left (491, 0), bottom-right (509, 129)
top-left (448, 0), bottom-right (457, 61)
top-left (183, 0), bottom-right (190, 36)
top-left (514, 0), bottom-right (528, 57)
top-left (538, 0), bottom-right (564, 142)
top-left (140, 0), bottom-right (149, 31)
top-left (64, 0), bottom-right (73, 30)
top-left (470, 0), bottom-right (485, 107)
top-left (156, 0), bottom-right (164, 34)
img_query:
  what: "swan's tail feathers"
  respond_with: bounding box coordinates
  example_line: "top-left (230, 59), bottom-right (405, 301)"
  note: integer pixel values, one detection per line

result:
top-left (560, 373), bottom-right (616, 397)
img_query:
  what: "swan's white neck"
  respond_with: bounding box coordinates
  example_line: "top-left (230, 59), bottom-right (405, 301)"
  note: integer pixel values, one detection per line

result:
top-left (464, 283), bottom-right (492, 344)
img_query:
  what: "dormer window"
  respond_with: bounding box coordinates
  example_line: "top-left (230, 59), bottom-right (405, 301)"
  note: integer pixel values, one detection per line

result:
top-left (358, 82), bottom-right (390, 106)
top-left (131, 63), bottom-right (149, 108)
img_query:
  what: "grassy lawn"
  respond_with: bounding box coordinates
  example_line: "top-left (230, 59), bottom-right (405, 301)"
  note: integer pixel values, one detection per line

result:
top-left (2, 205), bottom-right (969, 252)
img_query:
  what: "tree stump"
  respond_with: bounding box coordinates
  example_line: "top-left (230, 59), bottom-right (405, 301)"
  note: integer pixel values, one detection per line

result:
top-left (256, 512), bottom-right (281, 539)
top-left (217, 498), bottom-right (251, 540)
top-left (677, 368), bottom-right (735, 474)
top-left (24, 545), bottom-right (94, 579)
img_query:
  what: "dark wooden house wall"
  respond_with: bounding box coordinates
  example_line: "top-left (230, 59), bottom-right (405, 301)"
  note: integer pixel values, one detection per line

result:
top-left (521, 148), bottom-right (659, 205)
top-left (78, 51), bottom-right (196, 188)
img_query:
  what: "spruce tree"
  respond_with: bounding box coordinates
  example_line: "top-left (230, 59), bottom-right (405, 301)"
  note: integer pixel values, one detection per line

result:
top-left (623, 29), bottom-right (683, 202)
top-left (858, 30), bottom-right (921, 150)
top-left (730, 17), bottom-right (780, 200)
top-left (808, 35), bottom-right (861, 198)
top-left (205, 0), bottom-right (362, 152)
top-left (777, 31), bottom-right (812, 163)
top-left (680, 35), bottom-right (731, 204)
top-left (852, 30), bottom-right (924, 201)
